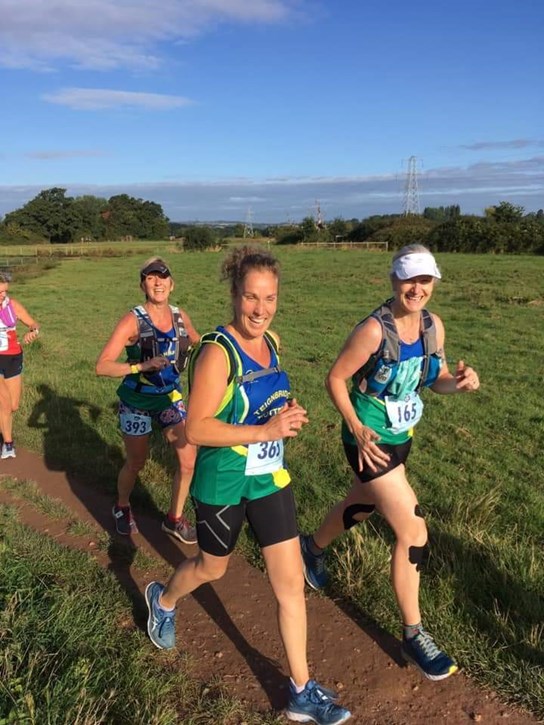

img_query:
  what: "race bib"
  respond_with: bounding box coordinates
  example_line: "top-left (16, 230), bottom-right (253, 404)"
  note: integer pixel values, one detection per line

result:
top-left (0, 330), bottom-right (8, 352)
top-left (385, 392), bottom-right (424, 433)
top-left (119, 411), bottom-right (152, 436)
top-left (245, 439), bottom-right (284, 476)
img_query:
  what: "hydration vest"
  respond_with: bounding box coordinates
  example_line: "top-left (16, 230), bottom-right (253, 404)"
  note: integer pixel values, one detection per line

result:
top-left (188, 328), bottom-right (282, 424)
top-left (353, 299), bottom-right (443, 396)
top-left (123, 305), bottom-right (191, 395)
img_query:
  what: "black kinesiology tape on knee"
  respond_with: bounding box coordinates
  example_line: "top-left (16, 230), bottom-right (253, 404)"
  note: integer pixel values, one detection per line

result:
top-left (342, 503), bottom-right (376, 531)
top-left (408, 543), bottom-right (429, 572)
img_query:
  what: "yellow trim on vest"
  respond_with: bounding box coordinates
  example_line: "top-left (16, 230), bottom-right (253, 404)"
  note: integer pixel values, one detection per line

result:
top-left (231, 445), bottom-right (248, 457)
top-left (273, 468), bottom-right (291, 488)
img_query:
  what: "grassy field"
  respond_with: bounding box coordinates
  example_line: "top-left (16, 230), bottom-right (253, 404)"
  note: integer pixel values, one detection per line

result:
top-left (2, 248), bottom-right (544, 718)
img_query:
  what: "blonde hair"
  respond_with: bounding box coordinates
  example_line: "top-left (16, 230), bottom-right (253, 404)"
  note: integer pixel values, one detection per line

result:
top-left (221, 245), bottom-right (280, 296)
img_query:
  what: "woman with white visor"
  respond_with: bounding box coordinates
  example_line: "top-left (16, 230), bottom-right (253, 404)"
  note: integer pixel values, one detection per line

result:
top-left (301, 244), bottom-right (480, 681)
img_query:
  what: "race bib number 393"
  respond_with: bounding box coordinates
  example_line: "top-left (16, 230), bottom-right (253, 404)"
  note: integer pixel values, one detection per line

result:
top-left (385, 392), bottom-right (424, 434)
top-left (245, 439), bottom-right (284, 476)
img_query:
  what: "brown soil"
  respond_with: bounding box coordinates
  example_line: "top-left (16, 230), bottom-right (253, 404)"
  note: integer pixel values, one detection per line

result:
top-left (0, 449), bottom-right (538, 724)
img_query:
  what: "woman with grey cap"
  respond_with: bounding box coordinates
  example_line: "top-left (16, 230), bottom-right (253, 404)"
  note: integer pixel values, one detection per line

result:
top-left (300, 244), bottom-right (480, 682)
top-left (96, 257), bottom-right (200, 542)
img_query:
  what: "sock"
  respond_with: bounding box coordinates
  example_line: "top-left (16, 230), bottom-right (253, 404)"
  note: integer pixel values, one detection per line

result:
top-left (116, 503), bottom-right (130, 512)
top-left (403, 623), bottom-right (422, 640)
top-left (307, 536), bottom-right (324, 556)
top-left (4, 441), bottom-right (13, 446)
top-left (290, 677), bottom-right (307, 694)
top-left (167, 512), bottom-right (181, 524)
top-left (158, 594), bottom-right (175, 612)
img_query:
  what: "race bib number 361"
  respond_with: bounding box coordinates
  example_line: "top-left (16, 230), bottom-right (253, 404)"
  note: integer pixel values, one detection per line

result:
top-left (385, 392), bottom-right (424, 434)
top-left (245, 439), bottom-right (284, 476)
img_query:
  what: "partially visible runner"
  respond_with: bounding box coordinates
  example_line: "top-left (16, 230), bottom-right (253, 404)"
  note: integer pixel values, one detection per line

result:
top-left (301, 244), bottom-right (480, 682)
top-left (96, 257), bottom-right (200, 543)
top-left (145, 246), bottom-right (351, 725)
top-left (0, 271), bottom-right (40, 459)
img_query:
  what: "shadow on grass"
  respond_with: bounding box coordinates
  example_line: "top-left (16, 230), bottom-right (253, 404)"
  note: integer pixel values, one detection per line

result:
top-left (27, 384), bottom-right (287, 710)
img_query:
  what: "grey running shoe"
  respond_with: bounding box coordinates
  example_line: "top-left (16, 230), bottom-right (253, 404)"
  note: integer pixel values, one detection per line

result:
top-left (300, 535), bottom-right (328, 590)
top-left (1, 442), bottom-right (16, 459)
top-left (112, 504), bottom-right (138, 535)
top-left (286, 680), bottom-right (351, 724)
top-left (145, 581), bottom-right (176, 650)
top-left (401, 627), bottom-right (458, 681)
top-left (162, 515), bottom-right (197, 545)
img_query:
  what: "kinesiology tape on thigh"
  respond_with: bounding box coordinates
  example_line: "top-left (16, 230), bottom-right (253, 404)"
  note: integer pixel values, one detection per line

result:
top-left (342, 503), bottom-right (376, 531)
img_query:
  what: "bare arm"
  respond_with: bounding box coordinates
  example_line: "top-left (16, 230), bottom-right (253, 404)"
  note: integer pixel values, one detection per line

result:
top-left (11, 298), bottom-right (40, 345)
top-left (179, 308), bottom-right (201, 345)
top-left (430, 315), bottom-right (480, 394)
top-left (95, 312), bottom-right (170, 378)
top-left (185, 342), bottom-right (308, 447)
top-left (326, 318), bottom-right (390, 472)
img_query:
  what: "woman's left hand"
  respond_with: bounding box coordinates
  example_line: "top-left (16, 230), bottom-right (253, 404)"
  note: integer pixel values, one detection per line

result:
top-left (23, 328), bottom-right (39, 345)
top-left (455, 360), bottom-right (480, 392)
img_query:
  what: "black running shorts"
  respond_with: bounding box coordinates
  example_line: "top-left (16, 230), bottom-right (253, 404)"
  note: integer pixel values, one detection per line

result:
top-left (343, 439), bottom-right (412, 483)
top-left (194, 484), bottom-right (298, 557)
top-left (0, 352), bottom-right (23, 379)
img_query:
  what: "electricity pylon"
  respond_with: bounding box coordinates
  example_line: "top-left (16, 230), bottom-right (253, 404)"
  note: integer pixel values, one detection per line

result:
top-left (403, 156), bottom-right (421, 215)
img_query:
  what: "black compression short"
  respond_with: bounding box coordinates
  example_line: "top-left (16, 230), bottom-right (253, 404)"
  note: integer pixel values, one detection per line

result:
top-left (193, 484), bottom-right (298, 557)
top-left (0, 352), bottom-right (23, 379)
top-left (343, 439), bottom-right (412, 483)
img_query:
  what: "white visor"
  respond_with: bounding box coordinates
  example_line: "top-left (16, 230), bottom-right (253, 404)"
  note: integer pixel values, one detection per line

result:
top-left (391, 253), bottom-right (441, 280)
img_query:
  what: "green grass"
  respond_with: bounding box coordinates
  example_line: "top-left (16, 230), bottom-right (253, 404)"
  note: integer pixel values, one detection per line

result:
top-left (0, 505), bottom-right (283, 725)
top-left (7, 248), bottom-right (544, 716)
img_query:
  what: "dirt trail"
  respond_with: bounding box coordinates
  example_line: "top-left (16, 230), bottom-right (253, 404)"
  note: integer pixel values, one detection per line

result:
top-left (0, 449), bottom-right (537, 724)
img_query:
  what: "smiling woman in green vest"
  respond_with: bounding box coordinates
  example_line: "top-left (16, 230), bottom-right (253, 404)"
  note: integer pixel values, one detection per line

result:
top-left (300, 244), bottom-right (480, 683)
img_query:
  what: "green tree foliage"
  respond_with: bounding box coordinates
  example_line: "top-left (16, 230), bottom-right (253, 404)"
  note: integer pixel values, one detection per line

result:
top-left (4, 187), bottom-right (76, 243)
top-left (300, 216), bottom-right (319, 243)
top-left (422, 205), bottom-right (461, 221)
top-left (365, 216), bottom-right (435, 250)
top-left (273, 225), bottom-right (303, 245)
top-left (1, 188), bottom-right (170, 243)
top-left (348, 215), bottom-right (399, 242)
top-left (487, 201), bottom-right (525, 223)
top-left (182, 225), bottom-right (218, 250)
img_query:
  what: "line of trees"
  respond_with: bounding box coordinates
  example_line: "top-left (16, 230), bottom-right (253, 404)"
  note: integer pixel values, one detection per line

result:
top-left (273, 202), bottom-right (544, 254)
top-left (1, 188), bottom-right (170, 243)
top-left (2, 188), bottom-right (544, 254)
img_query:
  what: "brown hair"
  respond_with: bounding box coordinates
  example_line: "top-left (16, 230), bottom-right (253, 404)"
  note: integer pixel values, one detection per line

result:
top-left (221, 245), bottom-right (280, 296)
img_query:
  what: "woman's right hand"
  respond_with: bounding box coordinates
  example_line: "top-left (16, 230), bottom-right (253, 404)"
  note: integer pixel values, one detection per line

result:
top-left (262, 399), bottom-right (309, 440)
top-left (139, 355), bottom-right (170, 373)
top-left (353, 422), bottom-right (390, 473)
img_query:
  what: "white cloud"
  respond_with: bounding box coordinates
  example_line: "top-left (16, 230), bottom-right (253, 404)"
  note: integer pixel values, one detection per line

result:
top-left (0, 0), bottom-right (300, 70)
top-left (461, 139), bottom-right (544, 151)
top-left (42, 88), bottom-right (194, 110)
top-left (25, 149), bottom-right (107, 159)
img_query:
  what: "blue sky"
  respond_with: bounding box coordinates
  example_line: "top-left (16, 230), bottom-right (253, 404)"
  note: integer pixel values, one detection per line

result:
top-left (1, 0), bottom-right (542, 222)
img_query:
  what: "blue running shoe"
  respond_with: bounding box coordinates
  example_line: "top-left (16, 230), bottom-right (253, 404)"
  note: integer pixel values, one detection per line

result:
top-left (300, 535), bottom-right (328, 590)
top-left (401, 627), bottom-right (458, 681)
top-left (286, 680), bottom-right (351, 724)
top-left (145, 581), bottom-right (176, 650)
